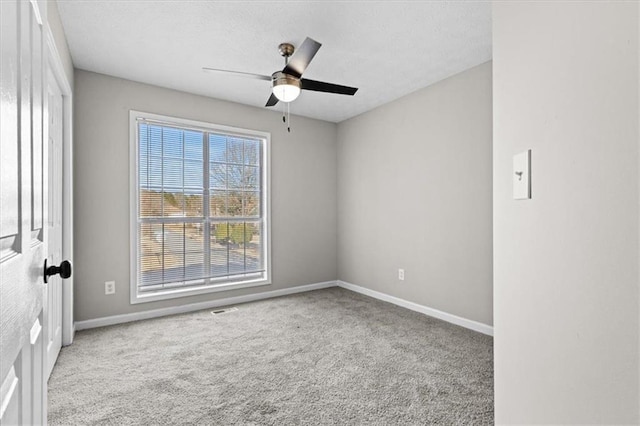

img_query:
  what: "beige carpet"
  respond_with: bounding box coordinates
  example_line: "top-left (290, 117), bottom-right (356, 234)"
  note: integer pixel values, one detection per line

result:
top-left (48, 287), bottom-right (493, 425)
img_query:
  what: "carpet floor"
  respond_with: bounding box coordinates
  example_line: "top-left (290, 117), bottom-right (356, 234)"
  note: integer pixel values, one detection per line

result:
top-left (48, 287), bottom-right (493, 425)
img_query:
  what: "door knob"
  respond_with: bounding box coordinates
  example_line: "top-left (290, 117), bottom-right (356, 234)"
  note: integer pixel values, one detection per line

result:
top-left (44, 259), bottom-right (72, 283)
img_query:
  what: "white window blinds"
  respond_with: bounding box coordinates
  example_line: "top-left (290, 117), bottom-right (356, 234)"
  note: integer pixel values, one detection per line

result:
top-left (132, 113), bottom-right (269, 302)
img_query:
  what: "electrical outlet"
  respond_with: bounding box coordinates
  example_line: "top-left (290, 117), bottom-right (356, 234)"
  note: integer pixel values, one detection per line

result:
top-left (398, 269), bottom-right (405, 281)
top-left (105, 281), bottom-right (116, 295)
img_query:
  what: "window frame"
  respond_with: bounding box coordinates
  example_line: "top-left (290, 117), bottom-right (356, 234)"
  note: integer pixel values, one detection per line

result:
top-left (129, 110), bottom-right (272, 304)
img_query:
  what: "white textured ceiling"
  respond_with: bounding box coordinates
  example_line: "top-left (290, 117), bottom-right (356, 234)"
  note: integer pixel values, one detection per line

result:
top-left (57, 1), bottom-right (492, 123)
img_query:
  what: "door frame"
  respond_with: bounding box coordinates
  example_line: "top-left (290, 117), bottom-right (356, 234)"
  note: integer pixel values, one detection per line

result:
top-left (45, 27), bottom-right (74, 346)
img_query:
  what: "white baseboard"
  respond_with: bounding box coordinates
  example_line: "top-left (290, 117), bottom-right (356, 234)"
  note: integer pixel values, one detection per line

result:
top-left (75, 279), bottom-right (493, 337)
top-left (337, 280), bottom-right (493, 336)
top-left (75, 281), bottom-right (337, 331)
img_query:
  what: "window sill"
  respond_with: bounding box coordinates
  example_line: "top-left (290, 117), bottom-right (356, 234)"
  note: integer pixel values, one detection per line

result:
top-left (130, 277), bottom-right (271, 304)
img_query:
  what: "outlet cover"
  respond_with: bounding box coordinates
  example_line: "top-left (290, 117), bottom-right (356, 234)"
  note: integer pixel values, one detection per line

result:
top-left (105, 281), bottom-right (116, 295)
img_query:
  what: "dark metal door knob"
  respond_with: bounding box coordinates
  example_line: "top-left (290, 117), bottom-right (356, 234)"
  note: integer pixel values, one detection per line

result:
top-left (44, 259), bottom-right (72, 283)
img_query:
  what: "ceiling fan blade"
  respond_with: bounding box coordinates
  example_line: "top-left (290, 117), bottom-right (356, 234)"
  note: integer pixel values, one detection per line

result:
top-left (265, 93), bottom-right (279, 107)
top-left (202, 67), bottom-right (271, 81)
top-left (283, 37), bottom-right (322, 78)
top-left (301, 78), bottom-right (358, 96)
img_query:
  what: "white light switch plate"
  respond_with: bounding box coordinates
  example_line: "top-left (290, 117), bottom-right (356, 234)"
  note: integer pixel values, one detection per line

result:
top-left (513, 150), bottom-right (531, 200)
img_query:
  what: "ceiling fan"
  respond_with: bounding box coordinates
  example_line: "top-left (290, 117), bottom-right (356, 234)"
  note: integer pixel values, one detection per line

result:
top-left (203, 37), bottom-right (359, 108)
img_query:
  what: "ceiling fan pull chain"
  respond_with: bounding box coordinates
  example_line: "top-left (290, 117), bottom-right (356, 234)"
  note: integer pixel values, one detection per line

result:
top-left (287, 102), bottom-right (291, 133)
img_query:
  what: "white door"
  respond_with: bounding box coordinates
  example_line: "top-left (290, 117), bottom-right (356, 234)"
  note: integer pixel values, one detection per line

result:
top-left (44, 69), bottom-right (64, 379)
top-left (0, 0), bottom-right (49, 424)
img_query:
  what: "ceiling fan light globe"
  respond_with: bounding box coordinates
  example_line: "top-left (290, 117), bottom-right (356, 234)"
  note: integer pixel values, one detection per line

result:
top-left (272, 72), bottom-right (301, 103)
top-left (273, 84), bottom-right (301, 102)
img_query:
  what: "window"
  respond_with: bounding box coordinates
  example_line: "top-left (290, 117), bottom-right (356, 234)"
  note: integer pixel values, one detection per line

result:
top-left (129, 111), bottom-right (270, 303)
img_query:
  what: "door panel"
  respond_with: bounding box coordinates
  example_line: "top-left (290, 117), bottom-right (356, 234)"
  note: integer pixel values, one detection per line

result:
top-left (0, 367), bottom-right (19, 425)
top-left (31, 0), bottom-right (44, 241)
top-left (0, 0), bottom-right (48, 424)
top-left (0, 0), bottom-right (20, 247)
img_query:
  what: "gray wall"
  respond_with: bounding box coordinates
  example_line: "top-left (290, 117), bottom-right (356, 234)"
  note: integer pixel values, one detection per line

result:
top-left (73, 70), bottom-right (337, 321)
top-left (337, 62), bottom-right (493, 326)
top-left (493, 2), bottom-right (639, 423)
top-left (47, 0), bottom-right (74, 86)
